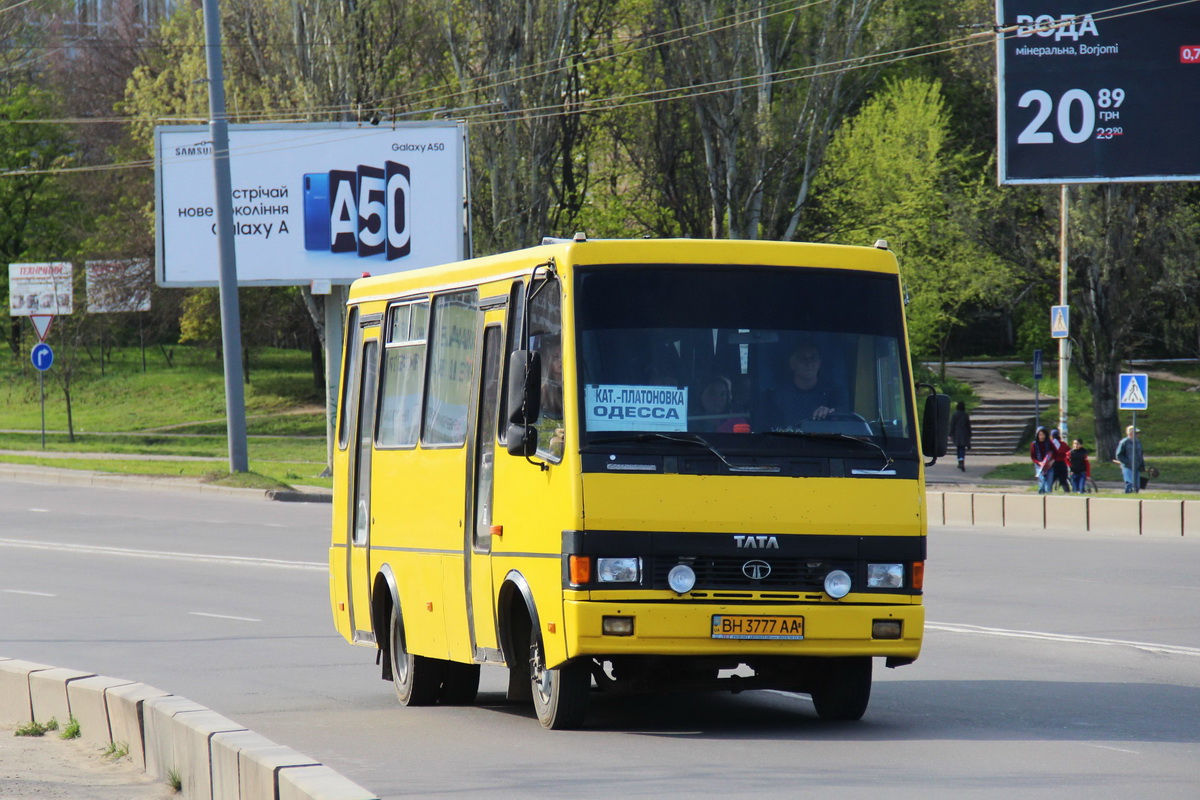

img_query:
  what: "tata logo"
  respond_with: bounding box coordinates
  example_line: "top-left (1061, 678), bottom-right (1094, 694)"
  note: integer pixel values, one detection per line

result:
top-left (742, 560), bottom-right (772, 580)
top-left (733, 535), bottom-right (779, 549)
top-left (303, 162), bottom-right (411, 260)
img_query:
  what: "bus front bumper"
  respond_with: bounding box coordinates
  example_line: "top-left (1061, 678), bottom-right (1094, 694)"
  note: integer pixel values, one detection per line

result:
top-left (563, 599), bottom-right (923, 660)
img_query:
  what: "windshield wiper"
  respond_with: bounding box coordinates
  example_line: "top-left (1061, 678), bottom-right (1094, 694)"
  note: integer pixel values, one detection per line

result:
top-left (763, 429), bottom-right (894, 472)
top-left (589, 432), bottom-right (776, 473)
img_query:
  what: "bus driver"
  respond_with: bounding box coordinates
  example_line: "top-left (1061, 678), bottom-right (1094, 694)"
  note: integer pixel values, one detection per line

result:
top-left (771, 338), bottom-right (847, 427)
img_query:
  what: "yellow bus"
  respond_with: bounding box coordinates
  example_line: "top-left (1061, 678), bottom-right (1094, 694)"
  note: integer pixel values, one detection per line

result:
top-left (329, 235), bottom-right (949, 729)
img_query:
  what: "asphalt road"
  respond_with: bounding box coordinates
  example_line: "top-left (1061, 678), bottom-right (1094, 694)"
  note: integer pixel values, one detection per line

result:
top-left (1, 479), bottom-right (1198, 799)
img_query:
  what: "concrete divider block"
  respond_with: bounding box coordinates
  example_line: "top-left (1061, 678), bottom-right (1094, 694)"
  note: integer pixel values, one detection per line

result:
top-left (926, 492), bottom-right (944, 526)
top-left (66, 675), bottom-right (136, 747)
top-left (1045, 495), bottom-right (1088, 530)
top-left (0, 659), bottom-right (53, 724)
top-left (943, 492), bottom-right (973, 526)
top-left (239, 743), bottom-right (321, 800)
top-left (1141, 500), bottom-right (1183, 538)
top-left (1004, 494), bottom-right (1045, 529)
top-left (278, 765), bottom-right (381, 800)
top-left (173, 709), bottom-right (247, 800)
top-left (1184, 500), bottom-right (1200, 537)
top-left (143, 695), bottom-right (207, 781)
top-left (1087, 497), bottom-right (1141, 536)
top-left (972, 493), bottom-right (1004, 527)
top-left (212, 729), bottom-right (278, 800)
top-left (107, 683), bottom-right (171, 770)
top-left (29, 667), bottom-right (95, 726)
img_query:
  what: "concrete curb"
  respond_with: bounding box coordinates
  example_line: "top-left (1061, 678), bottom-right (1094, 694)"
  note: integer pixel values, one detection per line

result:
top-left (0, 464), bottom-right (332, 504)
top-left (0, 657), bottom-right (377, 800)
top-left (927, 490), bottom-right (1192, 537)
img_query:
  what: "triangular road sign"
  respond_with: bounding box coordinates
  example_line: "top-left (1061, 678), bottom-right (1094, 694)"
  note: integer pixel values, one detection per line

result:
top-left (1121, 377), bottom-right (1146, 406)
top-left (30, 315), bottom-right (53, 342)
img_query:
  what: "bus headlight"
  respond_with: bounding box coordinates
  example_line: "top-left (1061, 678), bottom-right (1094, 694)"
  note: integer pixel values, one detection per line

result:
top-left (824, 569), bottom-right (852, 599)
top-left (597, 557), bottom-right (641, 583)
top-left (667, 564), bottom-right (697, 594)
top-left (867, 563), bottom-right (904, 589)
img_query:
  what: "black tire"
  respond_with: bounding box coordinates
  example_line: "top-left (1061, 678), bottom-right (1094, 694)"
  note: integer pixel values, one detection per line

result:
top-left (440, 660), bottom-right (481, 705)
top-left (809, 657), bottom-right (872, 721)
top-left (529, 627), bottom-right (590, 729)
top-left (389, 604), bottom-right (445, 706)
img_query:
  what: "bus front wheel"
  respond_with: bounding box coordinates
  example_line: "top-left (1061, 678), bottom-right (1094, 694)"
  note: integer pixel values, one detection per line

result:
top-left (529, 629), bottom-right (590, 729)
top-left (809, 656), bottom-right (872, 721)
top-left (389, 604), bottom-right (445, 707)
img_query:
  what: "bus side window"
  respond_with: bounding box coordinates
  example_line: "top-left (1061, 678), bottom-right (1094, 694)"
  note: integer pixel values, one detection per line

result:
top-left (498, 281), bottom-right (525, 444)
top-left (527, 275), bottom-right (563, 459)
top-left (377, 300), bottom-right (429, 448)
top-left (337, 306), bottom-right (361, 450)
top-left (422, 289), bottom-right (480, 446)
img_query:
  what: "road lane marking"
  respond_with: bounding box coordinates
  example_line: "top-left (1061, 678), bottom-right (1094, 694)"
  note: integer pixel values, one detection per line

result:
top-left (3, 589), bottom-right (57, 597)
top-left (189, 612), bottom-right (262, 622)
top-left (1086, 744), bottom-right (1140, 755)
top-left (928, 622), bottom-right (1200, 658)
top-left (28, 508), bottom-right (49, 513)
top-left (0, 538), bottom-right (324, 571)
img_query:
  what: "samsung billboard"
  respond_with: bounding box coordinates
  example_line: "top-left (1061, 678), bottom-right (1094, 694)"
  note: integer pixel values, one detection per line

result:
top-left (155, 122), bottom-right (468, 286)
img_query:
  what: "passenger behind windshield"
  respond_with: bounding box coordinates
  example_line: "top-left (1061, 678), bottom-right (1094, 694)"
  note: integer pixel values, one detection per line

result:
top-left (692, 374), bottom-right (748, 433)
top-left (768, 338), bottom-right (848, 428)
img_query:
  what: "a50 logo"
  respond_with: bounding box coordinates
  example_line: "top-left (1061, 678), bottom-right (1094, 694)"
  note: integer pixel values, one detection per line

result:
top-left (303, 161), bottom-right (411, 260)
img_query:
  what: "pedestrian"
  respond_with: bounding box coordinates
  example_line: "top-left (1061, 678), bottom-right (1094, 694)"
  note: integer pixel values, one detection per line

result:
top-left (1068, 438), bottom-right (1090, 494)
top-left (948, 401), bottom-right (972, 472)
top-left (1049, 428), bottom-right (1071, 492)
top-left (1030, 426), bottom-right (1055, 494)
top-left (1112, 425), bottom-right (1145, 494)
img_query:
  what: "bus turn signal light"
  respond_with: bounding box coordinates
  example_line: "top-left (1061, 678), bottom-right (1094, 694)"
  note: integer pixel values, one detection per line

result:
top-left (912, 561), bottom-right (924, 590)
top-left (569, 556), bottom-right (591, 586)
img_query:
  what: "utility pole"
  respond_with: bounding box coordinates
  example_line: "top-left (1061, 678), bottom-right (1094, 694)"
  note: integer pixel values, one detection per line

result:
top-left (1058, 184), bottom-right (1069, 438)
top-left (202, 0), bottom-right (249, 473)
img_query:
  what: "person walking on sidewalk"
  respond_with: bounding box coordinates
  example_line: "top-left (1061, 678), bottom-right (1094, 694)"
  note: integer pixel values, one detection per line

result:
top-left (1068, 438), bottom-right (1091, 494)
top-left (1113, 425), bottom-right (1145, 493)
top-left (949, 401), bottom-right (972, 472)
top-left (1031, 426), bottom-right (1055, 494)
top-left (1049, 428), bottom-right (1071, 492)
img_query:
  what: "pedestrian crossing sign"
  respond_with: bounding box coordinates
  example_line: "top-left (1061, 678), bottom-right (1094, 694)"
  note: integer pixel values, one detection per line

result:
top-left (1118, 374), bottom-right (1148, 410)
top-left (1050, 305), bottom-right (1069, 339)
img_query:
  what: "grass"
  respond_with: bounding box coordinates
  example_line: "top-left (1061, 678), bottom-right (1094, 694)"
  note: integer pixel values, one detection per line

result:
top-left (14, 718), bottom-right (58, 737)
top-left (1002, 363), bottom-right (1200, 456)
top-left (103, 741), bottom-right (130, 760)
top-left (0, 344), bottom-right (330, 487)
top-left (59, 716), bottom-right (80, 739)
top-left (167, 766), bottom-right (182, 792)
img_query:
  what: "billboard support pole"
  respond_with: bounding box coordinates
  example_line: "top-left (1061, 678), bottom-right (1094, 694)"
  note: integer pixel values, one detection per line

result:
top-left (202, 0), bottom-right (249, 473)
top-left (1059, 184), bottom-right (1069, 438)
top-left (323, 287), bottom-right (346, 476)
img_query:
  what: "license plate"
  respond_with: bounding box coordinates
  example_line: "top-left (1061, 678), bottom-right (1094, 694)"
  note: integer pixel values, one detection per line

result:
top-left (711, 615), bottom-right (804, 640)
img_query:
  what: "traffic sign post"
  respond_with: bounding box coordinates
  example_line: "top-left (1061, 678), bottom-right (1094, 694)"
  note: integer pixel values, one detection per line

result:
top-left (30, 343), bottom-right (54, 450)
top-left (1119, 373), bottom-right (1148, 494)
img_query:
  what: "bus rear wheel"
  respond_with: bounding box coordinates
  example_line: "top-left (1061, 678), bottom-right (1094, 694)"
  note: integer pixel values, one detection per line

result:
top-left (529, 629), bottom-right (590, 729)
top-left (389, 604), bottom-right (445, 707)
top-left (809, 656), bottom-right (872, 721)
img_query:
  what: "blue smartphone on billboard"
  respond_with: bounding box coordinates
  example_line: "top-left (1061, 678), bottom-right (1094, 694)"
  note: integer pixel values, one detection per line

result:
top-left (303, 173), bottom-right (330, 252)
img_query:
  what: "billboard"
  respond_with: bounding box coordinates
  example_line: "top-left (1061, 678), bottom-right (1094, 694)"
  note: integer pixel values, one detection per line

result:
top-left (8, 262), bottom-right (73, 315)
top-left (996, 1), bottom-right (1200, 184)
top-left (86, 259), bottom-right (152, 313)
top-left (155, 122), bottom-right (467, 286)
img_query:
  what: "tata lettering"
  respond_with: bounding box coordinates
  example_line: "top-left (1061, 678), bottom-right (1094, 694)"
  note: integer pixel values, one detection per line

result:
top-left (304, 161), bottom-right (411, 260)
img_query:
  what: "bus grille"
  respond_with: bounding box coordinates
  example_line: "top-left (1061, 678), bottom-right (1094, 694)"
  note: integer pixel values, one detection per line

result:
top-left (651, 556), bottom-right (856, 591)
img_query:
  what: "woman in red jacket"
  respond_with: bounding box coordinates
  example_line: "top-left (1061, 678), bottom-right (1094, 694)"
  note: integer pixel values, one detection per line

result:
top-left (1049, 428), bottom-right (1071, 492)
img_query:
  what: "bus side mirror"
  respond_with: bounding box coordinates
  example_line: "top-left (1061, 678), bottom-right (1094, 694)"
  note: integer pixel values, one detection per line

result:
top-left (507, 350), bottom-right (542, 424)
top-left (921, 391), bottom-right (951, 465)
top-left (506, 424), bottom-right (539, 457)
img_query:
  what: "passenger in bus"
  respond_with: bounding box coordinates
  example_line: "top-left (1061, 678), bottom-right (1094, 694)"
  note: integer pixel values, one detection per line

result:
top-left (769, 338), bottom-right (848, 427)
top-left (693, 375), bottom-right (748, 432)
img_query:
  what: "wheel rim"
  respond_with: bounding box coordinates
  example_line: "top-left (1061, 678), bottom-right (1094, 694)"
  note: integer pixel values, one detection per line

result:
top-left (530, 638), bottom-right (552, 703)
top-left (392, 611), bottom-right (409, 684)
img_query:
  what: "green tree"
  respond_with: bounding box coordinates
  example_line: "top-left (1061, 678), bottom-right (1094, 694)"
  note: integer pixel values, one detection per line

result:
top-left (810, 76), bottom-right (1006, 368)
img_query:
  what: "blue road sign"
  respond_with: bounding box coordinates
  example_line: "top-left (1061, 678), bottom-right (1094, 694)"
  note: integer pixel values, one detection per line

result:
top-left (1032, 349), bottom-right (1043, 380)
top-left (1050, 305), bottom-right (1069, 339)
top-left (1118, 374), bottom-right (1148, 411)
top-left (30, 342), bottom-right (54, 372)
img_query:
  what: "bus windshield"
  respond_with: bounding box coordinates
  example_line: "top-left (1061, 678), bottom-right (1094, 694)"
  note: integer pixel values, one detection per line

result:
top-left (574, 264), bottom-right (916, 457)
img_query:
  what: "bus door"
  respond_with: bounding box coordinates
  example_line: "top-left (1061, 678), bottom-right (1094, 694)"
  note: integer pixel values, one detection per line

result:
top-left (348, 337), bottom-right (379, 642)
top-left (466, 320), bottom-right (504, 657)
